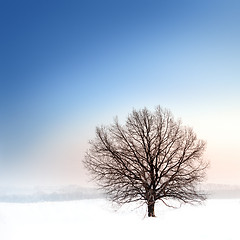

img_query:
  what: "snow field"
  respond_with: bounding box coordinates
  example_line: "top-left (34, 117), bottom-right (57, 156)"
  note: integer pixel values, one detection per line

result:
top-left (0, 198), bottom-right (239, 240)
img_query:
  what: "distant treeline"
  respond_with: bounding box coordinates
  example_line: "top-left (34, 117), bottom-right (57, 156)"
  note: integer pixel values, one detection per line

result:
top-left (203, 184), bottom-right (240, 199)
top-left (0, 184), bottom-right (240, 203)
top-left (0, 186), bottom-right (104, 203)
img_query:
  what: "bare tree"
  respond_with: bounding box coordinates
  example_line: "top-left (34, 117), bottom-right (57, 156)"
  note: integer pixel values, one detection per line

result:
top-left (84, 106), bottom-right (208, 217)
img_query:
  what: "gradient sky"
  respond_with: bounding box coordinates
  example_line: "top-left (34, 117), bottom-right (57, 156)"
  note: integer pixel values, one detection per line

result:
top-left (1, 0), bottom-right (240, 186)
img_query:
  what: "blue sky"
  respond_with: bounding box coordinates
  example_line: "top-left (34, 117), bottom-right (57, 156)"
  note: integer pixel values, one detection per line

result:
top-left (1, 0), bottom-right (240, 185)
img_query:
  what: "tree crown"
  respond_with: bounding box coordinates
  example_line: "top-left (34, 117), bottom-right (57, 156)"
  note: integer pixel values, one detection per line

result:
top-left (84, 106), bottom-right (208, 210)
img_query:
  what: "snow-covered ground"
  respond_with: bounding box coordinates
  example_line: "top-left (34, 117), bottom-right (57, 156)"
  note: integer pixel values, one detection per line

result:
top-left (0, 198), bottom-right (239, 240)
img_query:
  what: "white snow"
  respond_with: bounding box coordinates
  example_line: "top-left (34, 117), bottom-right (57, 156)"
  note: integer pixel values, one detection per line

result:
top-left (0, 198), bottom-right (239, 240)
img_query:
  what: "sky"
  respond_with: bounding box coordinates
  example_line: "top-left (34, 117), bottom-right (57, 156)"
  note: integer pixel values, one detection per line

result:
top-left (0, 0), bottom-right (240, 186)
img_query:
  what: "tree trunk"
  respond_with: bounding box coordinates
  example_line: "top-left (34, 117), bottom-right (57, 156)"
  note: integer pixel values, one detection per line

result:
top-left (148, 201), bottom-right (155, 217)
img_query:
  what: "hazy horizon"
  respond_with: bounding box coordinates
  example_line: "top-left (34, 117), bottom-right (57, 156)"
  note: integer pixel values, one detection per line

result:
top-left (1, 0), bottom-right (240, 187)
